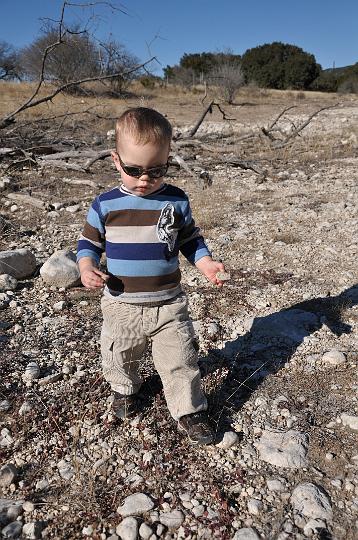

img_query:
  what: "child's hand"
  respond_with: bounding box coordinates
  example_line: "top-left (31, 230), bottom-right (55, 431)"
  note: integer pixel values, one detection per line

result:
top-left (81, 267), bottom-right (108, 289)
top-left (78, 258), bottom-right (108, 289)
top-left (195, 256), bottom-right (226, 287)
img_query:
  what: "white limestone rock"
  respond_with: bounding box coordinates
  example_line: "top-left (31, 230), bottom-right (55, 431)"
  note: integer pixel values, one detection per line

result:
top-left (303, 518), bottom-right (329, 537)
top-left (1, 521), bottom-right (23, 538)
top-left (22, 521), bottom-right (45, 539)
top-left (254, 429), bottom-right (309, 468)
top-left (24, 362), bottom-right (40, 381)
top-left (19, 401), bottom-right (34, 415)
top-left (266, 479), bottom-right (285, 492)
top-left (65, 204), bottom-right (80, 213)
top-left (290, 482), bottom-right (333, 523)
top-left (40, 250), bottom-right (81, 288)
top-left (0, 274), bottom-right (18, 291)
top-left (138, 522), bottom-right (153, 539)
top-left (0, 249), bottom-right (36, 279)
top-left (57, 460), bottom-right (75, 481)
top-left (0, 428), bottom-right (14, 448)
top-left (159, 509), bottom-right (184, 529)
top-left (0, 399), bottom-right (11, 411)
top-left (321, 349), bottom-right (347, 366)
top-left (247, 498), bottom-right (263, 515)
top-left (117, 493), bottom-right (154, 517)
top-left (0, 464), bottom-right (18, 486)
top-left (341, 413), bottom-right (358, 430)
top-left (116, 517), bottom-right (139, 540)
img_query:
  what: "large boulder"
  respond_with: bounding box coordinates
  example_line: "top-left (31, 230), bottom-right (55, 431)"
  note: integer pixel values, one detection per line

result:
top-left (0, 249), bottom-right (36, 279)
top-left (40, 250), bottom-right (81, 288)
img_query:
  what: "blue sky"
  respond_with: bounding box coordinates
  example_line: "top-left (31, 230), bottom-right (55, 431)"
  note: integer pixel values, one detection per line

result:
top-left (1, 0), bottom-right (357, 74)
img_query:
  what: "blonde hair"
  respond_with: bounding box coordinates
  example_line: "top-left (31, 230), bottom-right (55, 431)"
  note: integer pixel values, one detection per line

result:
top-left (115, 107), bottom-right (172, 148)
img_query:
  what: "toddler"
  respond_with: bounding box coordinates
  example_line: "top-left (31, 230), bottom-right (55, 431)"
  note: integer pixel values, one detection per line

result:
top-left (77, 107), bottom-right (226, 445)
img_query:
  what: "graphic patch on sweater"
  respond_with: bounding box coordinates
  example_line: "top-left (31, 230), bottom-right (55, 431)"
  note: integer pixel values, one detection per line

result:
top-left (157, 203), bottom-right (178, 253)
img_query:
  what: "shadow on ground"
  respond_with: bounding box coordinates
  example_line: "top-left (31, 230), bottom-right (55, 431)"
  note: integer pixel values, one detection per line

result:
top-left (204, 284), bottom-right (358, 431)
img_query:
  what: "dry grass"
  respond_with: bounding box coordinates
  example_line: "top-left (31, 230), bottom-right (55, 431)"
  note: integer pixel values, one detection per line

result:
top-left (0, 80), bottom-right (350, 130)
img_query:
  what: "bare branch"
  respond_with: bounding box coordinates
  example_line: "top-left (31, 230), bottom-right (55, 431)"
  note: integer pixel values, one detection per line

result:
top-left (84, 150), bottom-right (111, 170)
top-left (0, 1), bottom-right (155, 129)
top-left (0, 58), bottom-right (156, 129)
top-left (260, 103), bottom-right (340, 149)
top-left (177, 101), bottom-right (236, 140)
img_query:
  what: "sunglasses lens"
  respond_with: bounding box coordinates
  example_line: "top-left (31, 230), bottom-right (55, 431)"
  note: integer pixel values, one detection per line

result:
top-left (123, 166), bottom-right (142, 177)
top-left (121, 160), bottom-right (168, 179)
top-left (148, 166), bottom-right (168, 178)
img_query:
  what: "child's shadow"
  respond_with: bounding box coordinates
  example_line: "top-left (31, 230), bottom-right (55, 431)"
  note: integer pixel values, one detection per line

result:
top-left (204, 284), bottom-right (358, 430)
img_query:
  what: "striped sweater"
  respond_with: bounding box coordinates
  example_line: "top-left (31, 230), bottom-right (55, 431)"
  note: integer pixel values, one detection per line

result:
top-left (77, 183), bottom-right (211, 303)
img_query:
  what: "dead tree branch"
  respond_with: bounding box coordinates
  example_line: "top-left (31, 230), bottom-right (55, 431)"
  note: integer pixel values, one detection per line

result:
top-left (262, 103), bottom-right (339, 148)
top-left (0, 0), bottom-right (155, 129)
top-left (84, 149), bottom-right (111, 170)
top-left (0, 58), bottom-right (156, 130)
top-left (176, 101), bottom-right (236, 140)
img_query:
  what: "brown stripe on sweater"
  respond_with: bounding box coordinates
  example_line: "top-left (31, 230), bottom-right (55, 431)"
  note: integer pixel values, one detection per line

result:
top-left (83, 222), bottom-right (104, 243)
top-left (105, 209), bottom-right (161, 227)
top-left (107, 268), bottom-right (181, 293)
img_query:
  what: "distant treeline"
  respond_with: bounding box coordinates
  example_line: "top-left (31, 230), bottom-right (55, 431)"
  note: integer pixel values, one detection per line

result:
top-left (164, 43), bottom-right (358, 94)
top-left (1, 33), bottom-right (357, 94)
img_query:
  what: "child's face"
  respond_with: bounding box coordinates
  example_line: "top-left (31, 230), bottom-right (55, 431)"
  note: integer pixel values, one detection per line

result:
top-left (111, 135), bottom-right (170, 196)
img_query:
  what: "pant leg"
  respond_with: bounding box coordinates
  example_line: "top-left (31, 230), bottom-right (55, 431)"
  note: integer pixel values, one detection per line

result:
top-left (150, 294), bottom-right (207, 420)
top-left (100, 296), bottom-right (146, 395)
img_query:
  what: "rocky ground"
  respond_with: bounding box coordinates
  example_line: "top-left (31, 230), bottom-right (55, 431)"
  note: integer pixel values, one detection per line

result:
top-left (0, 91), bottom-right (358, 539)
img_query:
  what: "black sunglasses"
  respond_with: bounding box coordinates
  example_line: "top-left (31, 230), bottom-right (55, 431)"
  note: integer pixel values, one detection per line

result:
top-left (117, 153), bottom-right (169, 179)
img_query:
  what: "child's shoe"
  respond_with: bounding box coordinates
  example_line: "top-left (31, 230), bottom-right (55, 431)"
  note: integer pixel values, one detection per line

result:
top-left (112, 392), bottom-right (141, 419)
top-left (177, 411), bottom-right (214, 445)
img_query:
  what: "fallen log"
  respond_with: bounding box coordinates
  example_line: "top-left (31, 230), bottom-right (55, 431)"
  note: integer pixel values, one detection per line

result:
top-left (84, 150), bottom-right (111, 170)
top-left (40, 160), bottom-right (86, 172)
top-left (62, 178), bottom-right (102, 189)
top-left (39, 150), bottom-right (100, 161)
top-left (6, 192), bottom-right (48, 209)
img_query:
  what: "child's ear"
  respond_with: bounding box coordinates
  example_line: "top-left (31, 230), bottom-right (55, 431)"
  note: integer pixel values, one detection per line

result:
top-left (111, 150), bottom-right (121, 171)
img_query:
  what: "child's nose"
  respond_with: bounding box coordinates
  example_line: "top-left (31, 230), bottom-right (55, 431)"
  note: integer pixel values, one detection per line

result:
top-left (139, 172), bottom-right (151, 182)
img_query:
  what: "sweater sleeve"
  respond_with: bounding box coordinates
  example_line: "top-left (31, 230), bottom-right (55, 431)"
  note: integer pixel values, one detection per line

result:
top-left (178, 199), bottom-right (211, 264)
top-left (76, 197), bottom-right (105, 264)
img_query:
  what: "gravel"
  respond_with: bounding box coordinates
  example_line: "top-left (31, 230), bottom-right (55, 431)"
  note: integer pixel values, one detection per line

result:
top-left (1, 97), bottom-right (357, 539)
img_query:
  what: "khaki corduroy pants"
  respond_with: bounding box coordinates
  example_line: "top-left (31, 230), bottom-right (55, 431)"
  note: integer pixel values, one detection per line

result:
top-left (100, 294), bottom-right (207, 420)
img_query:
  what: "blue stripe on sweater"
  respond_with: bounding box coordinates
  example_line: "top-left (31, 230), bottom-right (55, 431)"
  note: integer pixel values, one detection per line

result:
top-left (107, 258), bottom-right (179, 276)
top-left (99, 197), bottom-right (188, 215)
top-left (77, 239), bottom-right (104, 257)
top-left (77, 248), bottom-right (101, 263)
top-left (106, 241), bottom-right (179, 260)
top-left (87, 206), bottom-right (105, 232)
top-left (98, 188), bottom-right (124, 201)
top-left (180, 237), bottom-right (211, 263)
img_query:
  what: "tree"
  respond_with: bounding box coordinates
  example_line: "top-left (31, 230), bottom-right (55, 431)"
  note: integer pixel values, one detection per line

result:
top-left (0, 1), bottom-right (153, 129)
top-left (311, 63), bottom-right (358, 93)
top-left (209, 60), bottom-right (244, 103)
top-left (20, 26), bottom-right (99, 88)
top-left (310, 70), bottom-right (339, 92)
top-left (163, 64), bottom-right (196, 87)
top-left (0, 41), bottom-right (21, 80)
top-left (241, 42), bottom-right (321, 90)
top-left (180, 52), bottom-right (218, 77)
top-left (164, 51), bottom-right (241, 86)
top-left (98, 38), bottom-right (141, 94)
